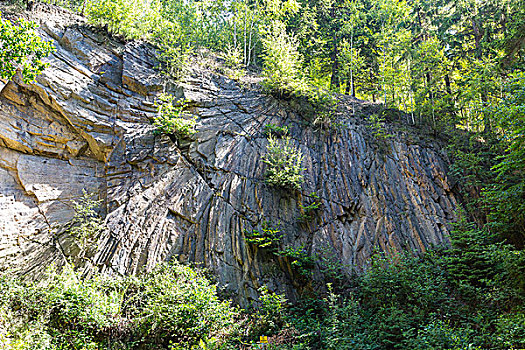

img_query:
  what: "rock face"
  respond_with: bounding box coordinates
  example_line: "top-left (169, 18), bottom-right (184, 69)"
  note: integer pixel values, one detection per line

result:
top-left (0, 7), bottom-right (459, 302)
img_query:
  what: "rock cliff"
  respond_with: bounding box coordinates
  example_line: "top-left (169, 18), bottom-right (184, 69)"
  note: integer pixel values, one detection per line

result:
top-left (0, 6), bottom-right (459, 302)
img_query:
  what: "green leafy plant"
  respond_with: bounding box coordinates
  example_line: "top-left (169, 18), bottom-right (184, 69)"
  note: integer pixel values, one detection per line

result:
top-left (85, 0), bottom-right (163, 39)
top-left (68, 191), bottom-right (105, 259)
top-left (264, 123), bottom-right (289, 138)
top-left (255, 286), bottom-right (288, 336)
top-left (263, 135), bottom-right (305, 191)
top-left (222, 45), bottom-right (243, 69)
top-left (482, 72), bottom-right (525, 247)
top-left (316, 245), bottom-right (349, 285)
top-left (154, 93), bottom-right (196, 138)
top-left (220, 45), bottom-right (246, 81)
top-left (128, 263), bottom-right (237, 348)
top-left (244, 222), bottom-right (282, 250)
top-left (155, 29), bottom-right (191, 83)
top-left (261, 20), bottom-right (305, 96)
top-left (298, 192), bottom-right (322, 222)
top-left (0, 13), bottom-right (55, 83)
top-left (277, 245), bottom-right (316, 277)
top-left (0, 262), bottom-right (238, 350)
top-left (367, 113), bottom-right (393, 141)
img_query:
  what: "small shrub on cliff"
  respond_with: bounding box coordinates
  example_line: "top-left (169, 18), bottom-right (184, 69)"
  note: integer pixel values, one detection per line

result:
top-left (277, 245), bottom-right (316, 277)
top-left (263, 135), bottom-right (305, 191)
top-left (244, 222), bottom-right (282, 251)
top-left (298, 192), bottom-right (322, 222)
top-left (367, 113), bottom-right (392, 141)
top-left (154, 93), bottom-right (196, 138)
top-left (264, 123), bottom-right (289, 138)
top-left (69, 191), bottom-right (104, 256)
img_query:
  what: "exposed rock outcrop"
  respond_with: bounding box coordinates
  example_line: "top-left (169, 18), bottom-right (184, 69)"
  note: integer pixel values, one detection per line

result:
top-left (0, 6), bottom-right (459, 302)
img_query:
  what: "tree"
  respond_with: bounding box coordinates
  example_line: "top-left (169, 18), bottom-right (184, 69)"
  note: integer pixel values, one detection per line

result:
top-left (0, 13), bottom-right (54, 83)
top-left (483, 73), bottom-right (525, 247)
top-left (261, 20), bottom-right (304, 95)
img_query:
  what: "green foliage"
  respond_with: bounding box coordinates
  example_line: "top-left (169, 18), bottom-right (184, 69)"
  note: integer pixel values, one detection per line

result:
top-left (127, 263), bottom-right (236, 348)
top-left (281, 244), bottom-right (524, 349)
top-left (367, 113), bottom-right (392, 141)
top-left (496, 309), bottom-right (525, 348)
top-left (316, 245), bottom-right (348, 285)
top-left (482, 72), bottom-right (525, 246)
top-left (0, 262), bottom-right (237, 350)
top-left (0, 14), bottom-right (55, 83)
top-left (68, 191), bottom-right (104, 255)
top-left (264, 123), bottom-right (289, 138)
top-left (298, 192), bottom-right (321, 222)
top-left (277, 245), bottom-right (315, 277)
top-left (446, 215), bottom-right (525, 309)
top-left (322, 285), bottom-right (369, 350)
top-left (220, 45), bottom-right (245, 80)
top-left (60, 0), bottom-right (525, 137)
top-left (244, 222), bottom-right (282, 250)
top-left (307, 90), bottom-right (338, 127)
top-left (263, 135), bottom-right (305, 191)
top-left (85, 0), bottom-right (190, 80)
top-left (403, 320), bottom-right (480, 350)
top-left (85, 0), bottom-right (162, 39)
top-left (255, 286), bottom-right (288, 335)
top-left (222, 45), bottom-right (243, 69)
top-left (153, 93), bottom-right (196, 138)
top-left (2, 242), bottom-right (523, 349)
top-left (261, 20), bottom-right (305, 96)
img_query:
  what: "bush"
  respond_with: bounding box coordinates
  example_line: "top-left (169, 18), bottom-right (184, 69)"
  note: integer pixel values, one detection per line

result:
top-left (68, 191), bottom-right (104, 256)
top-left (261, 20), bottom-right (305, 96)
top-left (404, 320), bottom-right (480, 350)
top-left (264, 123), bottom-right (289, 138)
top-left (154, 26), bottom-right (191, 82)
top-left (153, 93), bottom-right (196, 138)
top-left (126, 263), bottom-right (237, 348)
top-left (0, 262), bottom-right (238, 349)
top-left (263, 135), bottom-right (305, 191)
top-left (0, 13), bottom-right (55, 83)
top-left (298, 192), bottom-right (322, 222)
top-left (496, 309), bottom-right (525, 348)
top-left (255, 286), bottom-right (288, 336)
top-left (367, 113), bottom-right (393, 141)
top-left (244, 222), bottom-right (282, 250)
top-left (277, 245), bottom-right (316, 277)
top-left (85, 0), bottom-right (163, 39)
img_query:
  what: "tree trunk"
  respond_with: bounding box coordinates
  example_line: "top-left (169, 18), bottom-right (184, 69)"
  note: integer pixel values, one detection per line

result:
top-left (350, 30), bottom-right (355, 97)
top-left (472, 18), bottom-right (483, 58)
top-left (330, 36), bottom-right (340, 89)
top-left (330, 8), bottom-right (340, 90)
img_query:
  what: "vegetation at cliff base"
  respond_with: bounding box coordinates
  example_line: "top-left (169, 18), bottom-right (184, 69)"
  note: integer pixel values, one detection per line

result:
top-left (1, 236), bottom-right (523, 349)
top-left (0, 263), bottom-right (238, 350)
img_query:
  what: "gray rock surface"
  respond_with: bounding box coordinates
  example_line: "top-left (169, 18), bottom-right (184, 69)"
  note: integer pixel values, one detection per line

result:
top-left (0, 6), bottom-right (459, 302)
